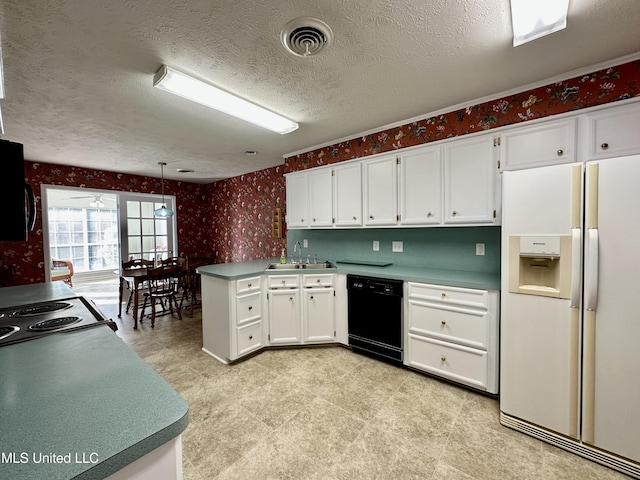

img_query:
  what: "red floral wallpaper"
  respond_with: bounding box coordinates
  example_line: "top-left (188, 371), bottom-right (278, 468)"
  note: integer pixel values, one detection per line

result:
top-left (210, 166), bottom-right (287, 264)
top-left (3, 58), bottom-right (640, 285)
top-left (1, 162), bottom-right (213, 285)
top-left (285, 60), bottom-right (640, 171)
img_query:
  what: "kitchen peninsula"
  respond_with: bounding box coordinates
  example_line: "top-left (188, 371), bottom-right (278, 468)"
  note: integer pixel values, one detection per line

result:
top-left (198, 258), bottom-right (500, 393)
top-left (0, 283), bottom-right (189, 480)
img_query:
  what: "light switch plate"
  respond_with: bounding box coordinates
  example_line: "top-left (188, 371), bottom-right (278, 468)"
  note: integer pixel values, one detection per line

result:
top-left (303, 239), bottom-right (308, 248)
top-left (392, 241), bottom-right (403, 253)
top-left (373, 240), bottom-right (380, 251)
top-left (476, 243), bottom-right (485, 256)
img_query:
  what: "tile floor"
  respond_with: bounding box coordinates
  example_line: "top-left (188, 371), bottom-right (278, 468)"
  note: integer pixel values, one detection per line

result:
top-left (75, 279), bottom-right (632, 480)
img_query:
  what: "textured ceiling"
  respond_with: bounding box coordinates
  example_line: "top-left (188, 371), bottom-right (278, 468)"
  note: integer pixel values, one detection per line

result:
top-left (1, 0), bottom-right (639, 184)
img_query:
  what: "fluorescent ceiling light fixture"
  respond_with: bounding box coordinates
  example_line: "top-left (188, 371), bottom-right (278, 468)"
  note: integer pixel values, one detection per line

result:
top-left (153, 65), bottom-right (299, 134)
top-left (510, 0), bottom-right (569, 47)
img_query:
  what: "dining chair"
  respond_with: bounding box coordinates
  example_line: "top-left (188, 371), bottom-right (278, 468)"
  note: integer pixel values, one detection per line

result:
top-left (140, 264), bottom-right (183, 327)
top-left (121, 258), bottom-right (153, 315)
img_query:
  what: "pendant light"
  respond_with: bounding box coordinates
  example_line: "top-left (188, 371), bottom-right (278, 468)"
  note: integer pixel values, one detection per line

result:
top-left (154, 162), bottom-right (174, 218)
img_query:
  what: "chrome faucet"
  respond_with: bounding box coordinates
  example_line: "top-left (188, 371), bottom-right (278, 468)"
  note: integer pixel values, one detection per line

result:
top-left (293, 241), bottom-right (303, 264)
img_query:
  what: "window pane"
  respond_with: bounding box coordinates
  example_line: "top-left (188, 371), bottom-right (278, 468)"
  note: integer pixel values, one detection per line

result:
top-left (127, 219), bottom-right (140, 236)
top-left (141, 219), bottom-right (155, 236)
top-left (142, 236), bottom-right (155, 252)
top-left (141, 202), bottom-right (154, 218)
top-left (128, 237), bottom-right (142, 254)
top-left (155, 219), bottom-right (167, 235)
top-left (127, 201), bottom-right (140, 218)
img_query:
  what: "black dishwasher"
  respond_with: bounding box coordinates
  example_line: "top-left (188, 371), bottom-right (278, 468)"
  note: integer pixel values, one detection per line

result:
top-left (347, 274), bottom-right (403, 365)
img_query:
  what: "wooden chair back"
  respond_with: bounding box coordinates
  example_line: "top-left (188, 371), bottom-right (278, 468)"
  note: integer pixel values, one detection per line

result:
top-left (122, 258), bottom-right (153, 270)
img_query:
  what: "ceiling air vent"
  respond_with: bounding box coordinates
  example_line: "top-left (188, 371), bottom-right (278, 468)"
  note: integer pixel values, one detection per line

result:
top-left (281, 17), bottom-right (333, 57)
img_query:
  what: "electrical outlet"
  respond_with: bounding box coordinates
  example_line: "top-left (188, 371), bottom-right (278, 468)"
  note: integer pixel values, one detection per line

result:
top-left (476, 243), bottom-right (485, 256)
top-left (373, 241), bottom-right (380, 251)
top-left (392, 241), bottom-right (403, 253)
top-left (303, 239), bottom-right (308, 248)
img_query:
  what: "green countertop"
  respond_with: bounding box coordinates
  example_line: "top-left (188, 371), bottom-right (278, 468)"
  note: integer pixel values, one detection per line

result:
top-left (0, 284), bottom-right (189, 480)
top-left (197, 258), bottom-right (500, 290)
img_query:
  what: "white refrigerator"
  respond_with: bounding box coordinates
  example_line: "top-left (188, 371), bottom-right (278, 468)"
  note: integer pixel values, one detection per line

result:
top-left (500, 154), bottom-right (640, 478)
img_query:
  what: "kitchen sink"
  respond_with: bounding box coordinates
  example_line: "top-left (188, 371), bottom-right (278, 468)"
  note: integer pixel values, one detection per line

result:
top-left (266, 261), bottom-right (335, 270)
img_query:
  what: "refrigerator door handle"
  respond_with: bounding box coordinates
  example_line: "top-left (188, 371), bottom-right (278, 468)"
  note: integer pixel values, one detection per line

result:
top-left (585, 228), bottom-right (599, 312)
top-left (570, 228), bottom-right (581, 308)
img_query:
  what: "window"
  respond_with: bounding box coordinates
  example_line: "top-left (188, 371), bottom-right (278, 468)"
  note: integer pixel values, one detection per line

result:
top-left (42, 186), bottom-right (177, 279)
top-left (124, 199), bottom-right (171, 261)
top-left (48, 207), bottom-right (119, 272)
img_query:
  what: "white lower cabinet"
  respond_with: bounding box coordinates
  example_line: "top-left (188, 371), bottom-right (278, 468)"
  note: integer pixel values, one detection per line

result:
top-left (201, 275), bottom-right (264, 363)
top-left (302, 283), bottom-right (335, 343)
top-left (267, 273), bottom-right (336, 346)
top-left (267, 288), bottom-right (302, 344)
top-left (404, 282), bottom-right (499, 393)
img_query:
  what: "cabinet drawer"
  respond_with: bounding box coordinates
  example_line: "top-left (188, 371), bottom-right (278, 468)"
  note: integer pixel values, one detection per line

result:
top-left (406, 334), bottom-right (487, 390)
top-left (303, 273), bottom-right (334, 288)
top-left (236, 291), bottom-right (262, 325)
top-left (267, 274), bottom-right (300, 289)
top-left (236, 276), bottom-right (261, 294)
top-left (236, 321), bottom-right (262, 357)
top-left (407, 298), bottom-right (488, 349)
top-left (407, 282), bottom-right (488, 309)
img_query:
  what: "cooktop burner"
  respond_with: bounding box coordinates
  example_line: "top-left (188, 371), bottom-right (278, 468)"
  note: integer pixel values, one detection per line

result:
top-left (28, 316), bottom-right (82, 332)
top-left (11, 302), bottom-right (73, 317)
top-left (0, 325), bottom-right (19, 340)
top-left (0, 296), bottom-right (116, 347)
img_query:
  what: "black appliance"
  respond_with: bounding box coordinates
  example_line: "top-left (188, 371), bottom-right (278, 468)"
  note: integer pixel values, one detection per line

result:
top-left (0, 139), bottom-right (36, 241)
top-left (0, 296), bottom-right (117, 347)
top-left (347, 274), bottom-right (403, 365)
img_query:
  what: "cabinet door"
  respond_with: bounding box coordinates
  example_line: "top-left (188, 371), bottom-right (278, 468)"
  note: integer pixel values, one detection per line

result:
top-left (334, 162), bottom-right (362, 227)
top-left (584, 101), bottom-right (640, 160)
top-left (308, 168), bottom-right (333, 227)
top-left (363, 154), bottom-right (398, 226)
top-left (500, 118), bottom-right (577, 171)
top-left (285, 173), bottom-right (308, 228)
top-left (267, 288), bottom-right (301, 344)
top-left (443, 134), bottom-right (496, 224)
top-left (303, 288), bottom-right (335, 343)
top-left (399, 146), bottom-right (441, 225)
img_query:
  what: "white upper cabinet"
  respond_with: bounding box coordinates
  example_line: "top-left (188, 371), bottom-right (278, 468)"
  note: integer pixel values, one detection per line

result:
top-left (399, 145), bottom-right (442, 225)
top-left (500, 117), bottom-right (577, 171)
top-left (583, 100), bottom-right (640, 160)
top-left (308, 168), bottom-right (333, 227)
top-left (443, 133), bottom-right (497, 225)
top-left (285, 172), bottom-right (308, 228)
top-left (333, 162), bottom-right (362, 227)
top-left (363, 154), bottom-right (398, 226)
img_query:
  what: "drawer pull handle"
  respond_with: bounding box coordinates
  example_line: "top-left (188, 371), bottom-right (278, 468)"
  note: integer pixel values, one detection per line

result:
top-left (353, 216), bottom-right (357, 221)
top-left (441, 356), bottom-right (447, 363)
top-left (601, 142), bottom-right (609, 150)
top-left (247, 283), bottom-right (252, 288)
top-left (249, 335), bottom-right (253, 340)
top-left (282, 280), bottom-right (286, 284)
top-left (441, 321), bottom-right (446, 326)
top-left (317, 279), bottom-right (321, 283)
top-left (557, 149), bottom-right (563, 156)
top-left (313, 218), bottom-right (316, 222)
top-left (452, 211), bottom-right (458, 216)
top-left (289, 297), bottom-right (293, 301)
top-left (310, 296), bottom-right (314, 300)
top-left (369, 215), bottom-right (374, 220)
top-left (441, 293), bottom-right (447, 298)
top-left (248, 306), bottom-right (253, 310)
top-left (427, 212), bottom-right (432, 217)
